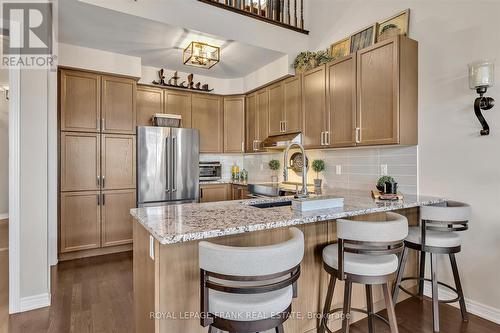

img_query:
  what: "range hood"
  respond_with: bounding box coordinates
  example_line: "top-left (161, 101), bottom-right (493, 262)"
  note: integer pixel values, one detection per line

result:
top-left (261, 132), bottom-right (302, 150)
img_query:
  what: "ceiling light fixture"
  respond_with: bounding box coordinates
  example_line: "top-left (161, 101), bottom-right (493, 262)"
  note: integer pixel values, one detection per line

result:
top-left (183, 41), bottom-right (220, 69)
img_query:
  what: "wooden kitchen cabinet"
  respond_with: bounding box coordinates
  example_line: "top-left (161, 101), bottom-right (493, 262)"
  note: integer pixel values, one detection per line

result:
top-left (102, 134), bottom-right (136, 190)
top-left (60, 69), bottom-right (101, 133)
top-left (200, 184), bottom-right (229, 203)
top-left (356, 36), bottom-right (418, 146)
top-left (101, 75), bottom-right (137, 134)
top-left (283, 76), bottom-right (302, 134)
top-left (164, 90), bottom-right (192, 128)
top-left (268, 83), bottom-right (284, 136)
top-left (60, 191), bottom-right (101, 253)
top-left (245, 93), bottom-right (258, 152)
top-left (101, 189), bottom-right (135, 247)
top-left (231, 184), bottom-right (249, 200)
top-left (256, 88), bottom-right (269, 150)
top-left (224, 96), bottom-right (245, 153)
top-left (192, 94), bottom-right (223, 153)
top-left (60, 132), bottom-right (100, 192)
top-left (137, 85), bottom-right (163, 126)
top-left (302, 65), bottom-right (326, 148)
top-left (326, 55), bottom-right (357, 147)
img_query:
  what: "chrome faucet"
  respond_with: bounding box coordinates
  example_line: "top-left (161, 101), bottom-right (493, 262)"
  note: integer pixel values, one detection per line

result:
top-left (283, 143), bottom-right (309, 198)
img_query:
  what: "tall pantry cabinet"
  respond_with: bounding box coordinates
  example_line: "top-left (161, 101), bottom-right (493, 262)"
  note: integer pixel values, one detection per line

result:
top-left (59, 68), bottom-right (137, 259)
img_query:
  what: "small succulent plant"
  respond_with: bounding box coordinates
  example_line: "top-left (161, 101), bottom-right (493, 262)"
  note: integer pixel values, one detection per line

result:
top-left (377, 175), bottom-right (395, 192)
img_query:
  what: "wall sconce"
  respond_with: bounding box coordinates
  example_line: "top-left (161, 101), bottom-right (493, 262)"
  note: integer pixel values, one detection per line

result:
top-left (469, 60), bottom-right (495, 135)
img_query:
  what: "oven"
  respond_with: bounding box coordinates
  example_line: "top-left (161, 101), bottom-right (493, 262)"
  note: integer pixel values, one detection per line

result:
top-left (199, 161), bottom-right (222, 181)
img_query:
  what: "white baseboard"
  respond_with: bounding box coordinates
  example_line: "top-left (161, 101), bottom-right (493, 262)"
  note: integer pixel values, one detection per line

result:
top-left (423, 282), bottom-right (500, 325)
top-left (0, 213), bottom-right (8, 220)
top-left (19, 293), bottom-right (51, 312)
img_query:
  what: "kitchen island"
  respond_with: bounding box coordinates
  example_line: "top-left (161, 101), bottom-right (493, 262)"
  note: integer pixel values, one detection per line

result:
top-left (131, 189), bottom-right (444, 333)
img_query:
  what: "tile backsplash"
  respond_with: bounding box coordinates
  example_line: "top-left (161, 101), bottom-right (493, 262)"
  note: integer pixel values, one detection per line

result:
top-left (201, 146), bottom-right (418, 195)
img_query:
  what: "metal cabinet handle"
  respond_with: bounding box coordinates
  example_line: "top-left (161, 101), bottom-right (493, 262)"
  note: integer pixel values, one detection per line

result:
top-left (172, 136), bottom-right (177, 192)
top-left (355, 127), bottom-right (361, 144)
top-left (101, 193), bottom-right (105, 205)
top-left (283, 121), bottom-right (287, 132)
top-left (97, 176), bottom-right (100, 187)
top-left (320, 131), bottom-right (324, 145)
top-left (200, 188), bottom-right (203, 198)
top-left (166, 137), bottom-right (170, 192)
top-left (325, 131), bottom-right (330, 145)
top-left (241, 141), bottom-right (244, 152)
top-left (97, 194), bottom-right (100, 206)
top-left (101, 176), bottom-right (105, 188)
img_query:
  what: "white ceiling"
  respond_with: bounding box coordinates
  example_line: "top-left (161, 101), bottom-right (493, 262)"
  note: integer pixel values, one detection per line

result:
top-left (59, 0), bottom-right (286, 79)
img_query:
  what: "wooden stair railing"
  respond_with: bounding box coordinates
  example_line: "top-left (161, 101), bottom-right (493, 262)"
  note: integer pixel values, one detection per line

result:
top-left (198, 0), bottom-right (308, 34)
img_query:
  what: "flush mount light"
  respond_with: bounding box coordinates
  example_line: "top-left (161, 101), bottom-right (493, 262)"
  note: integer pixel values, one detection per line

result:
top-left (469, 60), bottom-right (495, 135)
top-left (183, 41), bottom-right (220, 69)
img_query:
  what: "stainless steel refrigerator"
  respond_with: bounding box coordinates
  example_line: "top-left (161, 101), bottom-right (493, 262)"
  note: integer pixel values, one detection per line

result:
top-left (137, 126), bottom-right (199, 207)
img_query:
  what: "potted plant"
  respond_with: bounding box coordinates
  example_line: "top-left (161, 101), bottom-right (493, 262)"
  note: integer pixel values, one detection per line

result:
top-left (376, 175), bottom-right (395, 193)
top-left (268, 159), bottom-right (281, 183)
top-left (312, 159), bottom-right (325, 188)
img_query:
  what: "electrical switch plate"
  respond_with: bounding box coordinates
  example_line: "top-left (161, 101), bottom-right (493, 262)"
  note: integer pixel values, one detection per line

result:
top-left (336, 165), bottom-right (342, 175)
top-left (381, 164), bottom-right (388, 176)
top-left (149, 235), bottom-right (155, 260)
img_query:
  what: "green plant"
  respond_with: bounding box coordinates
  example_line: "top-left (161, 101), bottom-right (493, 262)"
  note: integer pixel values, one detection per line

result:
top-left (315, 49), bottom-right (334, 65)
top-left (293, 49), bottom-right (334, 72)
top-left (268, 159), bottom-right (281, 171)
top-left (377, 175), bottom-right (395, 190)
top-left (312, 160), bottom-right (325, 179)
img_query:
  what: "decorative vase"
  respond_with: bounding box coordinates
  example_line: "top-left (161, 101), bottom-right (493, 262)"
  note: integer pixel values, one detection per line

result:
top-left (314, 179), bottom-right (322, 188)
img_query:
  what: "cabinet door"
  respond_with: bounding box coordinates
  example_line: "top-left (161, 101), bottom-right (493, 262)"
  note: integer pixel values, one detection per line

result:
top-left (200, 184), bottom-right (228, 203)
top-left (245, 94), bottom-right (258, 152)
top-left (164, 90), bottom-right (192, 128)
top-left (101, 189), bottom-right (135, 247)
top-left (60, 69), bottom-right (101, 132)
top-left (60, 132), bottom-right (100, 192)
top-left (60, 191), bottom-right (101, 253)
top-left (283, 76), bottom-right (302, 134)
top-left (327, 56), bottom-right (357, 147)
top-left (102, 76), bottom-right (137, 134)
top-left (268, 83), bottom-right (284, 136)
top-left (137, 85), bottom-right (163, 126)
top-left (224, 96), bottom-right (245, 153)
top-left (102, 134), bottom-right (136, 190)
top-left (192, 95), bottom-right (223, 153)
top-left (357, 38), bottom-right (399, 145)
top-left (256, 89), bottom-right (269, 150)
top-left (302, 65), bottom-right (326, 148)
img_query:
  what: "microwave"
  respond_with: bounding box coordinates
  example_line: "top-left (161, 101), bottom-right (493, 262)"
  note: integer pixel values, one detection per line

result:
top-left (199, 162), bottom-right (222, 181)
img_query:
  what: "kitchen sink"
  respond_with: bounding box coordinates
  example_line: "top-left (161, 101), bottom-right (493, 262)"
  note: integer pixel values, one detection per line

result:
top-left (250, 201), bottom-right (292, 209)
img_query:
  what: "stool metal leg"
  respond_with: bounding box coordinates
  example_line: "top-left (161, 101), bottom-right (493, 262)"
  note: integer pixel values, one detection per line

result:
top-left (430, 253), bottom-right (440, 332)
top-left (419, 251), bottom-right (426, 297)
top-left (208, 325), bottom-right (215, 333)
top-left (365, 285), bottom-right (374, 333)
top-left (275, 323), bottom-right (284, 333)
top-left (342, 281), bottom-right (353, 333)
top-left (382, 283), bottom-right (399, 333)
top-left (319, 276), bottom-right (337, 333)
top-left (392, 246), bottom-right (409, 305)
top-left (449, 253), bottom-right (469, 322)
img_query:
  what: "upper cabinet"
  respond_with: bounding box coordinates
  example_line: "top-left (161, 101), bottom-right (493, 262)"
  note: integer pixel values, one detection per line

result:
top-left (136, 86), bottom-right (163, 126)
top-left (356, 36), bottom-right (418, 146)
top-left (245, 93), bottom-right (258, 153)
top-left (283, 76), bottom-right (302, 134)
top-left (224, 96), bottom-right (245, 153)
top-left (60, 70), bottom-right (101, 133)
top-left (268, 83), bottom-right (284, 136)
top-left (192, 94), bottom-right (224, 153)
top-left (326, 55), bottom-right (357, 147)
top-left (164, 90), bottom-right (192, 128)
top-left (256, 89), bottom-right (269, 149)
top-left (101, 76), bottom-right (137, 134)
top-left (302, 65), bottom-right (326, 149)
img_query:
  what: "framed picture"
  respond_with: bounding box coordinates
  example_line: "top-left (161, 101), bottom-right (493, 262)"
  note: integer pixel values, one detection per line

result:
top-left (377, 9), bottom-right (410, 42)
top-left (329, 37), bottom-right (350, 60)
top-left (349, 24), bottom-right (377, 53)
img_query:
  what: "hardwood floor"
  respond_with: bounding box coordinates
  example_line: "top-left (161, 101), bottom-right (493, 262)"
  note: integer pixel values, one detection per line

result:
top-left (7, 250), bottom-right (500, 333)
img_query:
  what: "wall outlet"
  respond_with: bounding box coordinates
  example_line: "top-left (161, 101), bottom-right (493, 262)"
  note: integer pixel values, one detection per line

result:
top-left (149, 235), bottom-right (155, 260)
top-left (380, 164), bottom-right (388, 176)
top-left (336, 165), bottom-right (342, 175)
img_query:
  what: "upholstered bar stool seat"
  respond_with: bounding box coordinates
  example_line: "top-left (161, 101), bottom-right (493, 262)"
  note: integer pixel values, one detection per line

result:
top-left (406, 226), bottom-right (461, 248)
top-left (322, 245), bottom-right (399, 276)
top-left (199, 227), bottom-right (305, 333)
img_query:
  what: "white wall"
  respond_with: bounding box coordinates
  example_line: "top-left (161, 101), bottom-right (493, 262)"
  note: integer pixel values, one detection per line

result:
top-left (0, 71), bottom-right (8, 217)
top-left (308, 0), bottom-right (500, 320)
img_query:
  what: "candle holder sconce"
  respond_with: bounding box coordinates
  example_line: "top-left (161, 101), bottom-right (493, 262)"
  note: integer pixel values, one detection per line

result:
top-left (469, 61), bottom-right (495, 135)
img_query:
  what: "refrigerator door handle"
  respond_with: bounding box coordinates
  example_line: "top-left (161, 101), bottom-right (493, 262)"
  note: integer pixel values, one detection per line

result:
top-left (165, 137), bottom-right (170, 192)
top-left (172, 136), bottom-right (177, 192)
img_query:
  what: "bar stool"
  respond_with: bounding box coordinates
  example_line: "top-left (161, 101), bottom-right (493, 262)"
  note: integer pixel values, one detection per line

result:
top-left (392, 201), bottom-right (470, 332)
top-left (319, 212), bottom-right (409, 333)
top-left (199, 227), bottom-right (304, 333)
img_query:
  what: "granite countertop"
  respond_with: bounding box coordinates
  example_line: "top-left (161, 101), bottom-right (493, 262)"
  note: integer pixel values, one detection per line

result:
top-left (130, 188), bottom-right (445, 245)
